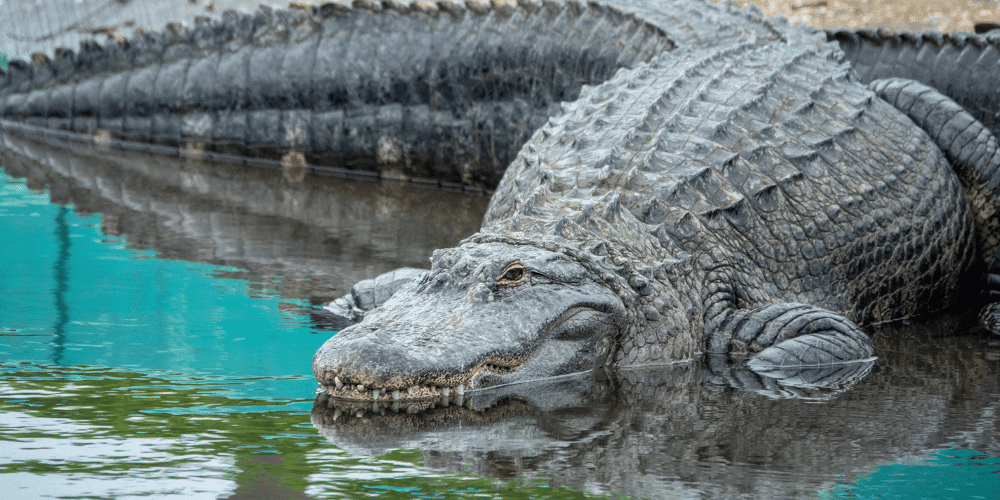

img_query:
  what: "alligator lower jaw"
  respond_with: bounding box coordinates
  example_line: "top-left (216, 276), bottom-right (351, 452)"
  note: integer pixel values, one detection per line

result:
top-left (312, 393), bottom-right (538, 428)
top-left (317, 382), bottom-right (473, 407)
top-left (313, 390), bottom-right (482, 422)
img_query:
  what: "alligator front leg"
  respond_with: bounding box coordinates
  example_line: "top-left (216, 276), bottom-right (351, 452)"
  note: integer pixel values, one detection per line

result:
top-left (704, 303), bottom-right (875, 369)
top-left (319, 267), bottom-right (428, 327)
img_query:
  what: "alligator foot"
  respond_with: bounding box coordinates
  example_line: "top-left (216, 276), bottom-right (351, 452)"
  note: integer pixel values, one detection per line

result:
top-left (705, 302), bottom-right (875, 370)
top-left (320, 267), bottom-right (428, 326)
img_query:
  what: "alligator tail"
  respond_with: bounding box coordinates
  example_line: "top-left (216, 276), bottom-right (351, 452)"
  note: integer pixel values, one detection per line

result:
top-left (0, 0), bottom-right (674, 189)
top-left (827, 28), bottom-right (1000, 138)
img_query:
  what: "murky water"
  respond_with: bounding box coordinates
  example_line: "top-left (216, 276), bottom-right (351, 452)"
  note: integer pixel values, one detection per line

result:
top-left (1, 133), bottom-right (998, 499)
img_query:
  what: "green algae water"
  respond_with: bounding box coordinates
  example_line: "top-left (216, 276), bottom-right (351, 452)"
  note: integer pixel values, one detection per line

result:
top-left (1, 135), bottom-right (998, 499)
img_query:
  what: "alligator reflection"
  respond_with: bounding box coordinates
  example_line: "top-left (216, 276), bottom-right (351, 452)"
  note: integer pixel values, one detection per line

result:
top-left (314, 313), bottom-right (998, 498)
top-left (0, 132), bottom-right (488, 306)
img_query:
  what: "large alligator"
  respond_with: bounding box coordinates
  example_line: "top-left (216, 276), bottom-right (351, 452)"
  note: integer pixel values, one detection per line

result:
top-left (310, 2), bottom-right (1000, 401)
top-left (2, 1), bottom-right (1000, 403)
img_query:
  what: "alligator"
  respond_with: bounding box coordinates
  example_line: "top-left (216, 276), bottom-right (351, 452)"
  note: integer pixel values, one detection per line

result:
top-left (1, 0), bottom-right (999, 403)
top-left (310, 3), bottom-right (1000, 401)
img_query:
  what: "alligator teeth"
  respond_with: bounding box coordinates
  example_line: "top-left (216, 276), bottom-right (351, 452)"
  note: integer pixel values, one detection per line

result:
top-left (372, 402), bottom-right (379, 413)
top-left (456, 395), bottom-right (464, 406)
top-left (430, 385), bottom-right (437, 392)
top-left (392, 401), bottom-right (400, 413)
top-left (317, 392), bottom-right (330, 404)
top-left (456, 384), bottom-right (466, 395)
top-left (326, 397), bottom-right (336, 409)
top-left (392, 390), bottom-right (400, 400)
top-left (320, 384), bottom-right (329, 392)
top-left (355, 410), bottom-right (363, 418)
top-left (334, 377), bottom-right (343, 390)
top-left (372, 389), bottom-right (379, 400)
top-left (333, 409), bottom-right (342, 420)
top-left (442, 387), bottom-right (450, 398)
top-left (380, 388), bottom-right (386, 395)
top-left (357, 384), bottom-right (365, 392)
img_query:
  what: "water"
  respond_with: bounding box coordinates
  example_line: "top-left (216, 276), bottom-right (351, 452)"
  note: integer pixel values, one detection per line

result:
top-left (1, 133), bottom-right (998, 499)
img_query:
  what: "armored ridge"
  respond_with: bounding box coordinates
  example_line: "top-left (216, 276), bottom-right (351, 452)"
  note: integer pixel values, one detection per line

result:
top-left (484, 39), bottom-right (975, 329)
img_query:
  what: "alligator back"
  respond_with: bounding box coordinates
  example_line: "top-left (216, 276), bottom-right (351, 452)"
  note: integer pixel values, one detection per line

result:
top-left (485, 39), bottom-right (978, 326)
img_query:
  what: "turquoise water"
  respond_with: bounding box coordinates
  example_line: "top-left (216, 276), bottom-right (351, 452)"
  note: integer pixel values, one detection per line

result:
top-left (823, 449), bottom-right (999, 500)
top-left (0, 170), bottom-right (597, 499)
top-left (1, 172), bottom-right (321, 408)
top-left (1, 147), bottom-right (998, 499)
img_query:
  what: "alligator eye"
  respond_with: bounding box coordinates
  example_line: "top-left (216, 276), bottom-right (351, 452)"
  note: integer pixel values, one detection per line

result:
top-left (496, 262), bottom-right (528, 287)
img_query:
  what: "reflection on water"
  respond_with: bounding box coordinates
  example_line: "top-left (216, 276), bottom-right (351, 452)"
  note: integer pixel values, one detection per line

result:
top-left (313, 316), bottom-right (999, 499)
top-left (1, 133), bottom-right (999, 498)
top-left (0, 132), bottom-right (488, 306)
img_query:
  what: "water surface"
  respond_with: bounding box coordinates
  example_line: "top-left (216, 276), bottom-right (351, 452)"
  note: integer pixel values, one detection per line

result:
top-left (1, 134), bottom-right (997, 499)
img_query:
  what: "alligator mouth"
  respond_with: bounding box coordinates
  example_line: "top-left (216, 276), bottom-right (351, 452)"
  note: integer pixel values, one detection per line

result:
top-left (317, 358), bottom-right (525, 403)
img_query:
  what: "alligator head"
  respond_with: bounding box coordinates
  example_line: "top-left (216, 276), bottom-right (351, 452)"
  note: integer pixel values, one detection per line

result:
top-left (312, 238), bottom-right (636, 402)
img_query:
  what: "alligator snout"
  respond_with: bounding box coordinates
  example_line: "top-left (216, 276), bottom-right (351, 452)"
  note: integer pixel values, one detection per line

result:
top-left (313, 241), bottom-right (629, 402)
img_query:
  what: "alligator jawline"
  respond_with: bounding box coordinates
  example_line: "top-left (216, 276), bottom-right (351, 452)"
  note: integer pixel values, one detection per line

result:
top-left (320, 359), bottom-right (527, 403)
